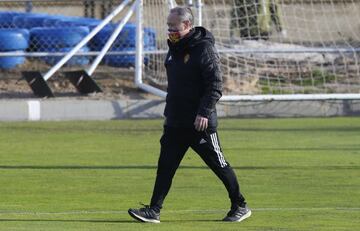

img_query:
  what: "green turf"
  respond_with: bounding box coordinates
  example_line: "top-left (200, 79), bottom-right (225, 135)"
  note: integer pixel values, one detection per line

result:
top-left (0, 117), bottom-right (359, 231)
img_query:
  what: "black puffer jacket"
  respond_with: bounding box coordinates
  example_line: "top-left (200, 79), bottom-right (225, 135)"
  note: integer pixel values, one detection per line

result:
top-left (164, 27), bottom-right (222, 129)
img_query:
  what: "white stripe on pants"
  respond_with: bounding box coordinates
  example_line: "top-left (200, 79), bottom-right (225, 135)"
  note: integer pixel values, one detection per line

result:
top-left (210, 133), bottom-right (227, 168)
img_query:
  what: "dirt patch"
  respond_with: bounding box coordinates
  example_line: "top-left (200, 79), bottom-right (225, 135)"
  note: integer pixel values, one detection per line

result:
top-left (0, 65), bottom-right (162, 100)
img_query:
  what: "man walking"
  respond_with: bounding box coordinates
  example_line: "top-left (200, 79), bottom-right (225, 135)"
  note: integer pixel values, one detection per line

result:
top-left (128, 6), bottom-right (251, 223)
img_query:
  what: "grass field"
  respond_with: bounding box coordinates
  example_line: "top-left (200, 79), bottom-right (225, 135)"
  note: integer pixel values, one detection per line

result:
top-left (0, 117), bottom-right (359, 231)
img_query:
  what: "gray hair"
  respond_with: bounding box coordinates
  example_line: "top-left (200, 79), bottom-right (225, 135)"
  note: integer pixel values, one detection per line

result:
top-left (170, 6), bottom-right (194, 26)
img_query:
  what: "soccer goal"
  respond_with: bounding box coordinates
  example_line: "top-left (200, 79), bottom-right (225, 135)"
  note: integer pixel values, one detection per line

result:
top-left (136, 0), bottom-right (360, 101)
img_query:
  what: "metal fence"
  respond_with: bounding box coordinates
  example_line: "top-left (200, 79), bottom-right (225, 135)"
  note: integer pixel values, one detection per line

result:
top-left (0, 0), bottom-right (153, 72)
top-left (1, 0), bottom-right (360, 100)
top-left (0, 0), bottom-right (159, 99)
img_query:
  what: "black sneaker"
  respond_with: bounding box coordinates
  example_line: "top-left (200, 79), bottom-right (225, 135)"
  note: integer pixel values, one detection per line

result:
top-left (222, 205), bottom-right (251, 222)
top-left (128, 205), bottom-right (160, 223)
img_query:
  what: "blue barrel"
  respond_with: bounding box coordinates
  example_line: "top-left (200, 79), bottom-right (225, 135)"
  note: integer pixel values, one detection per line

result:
top-left (91, 23), bottom-right (156, 67)
top-left (90, 23), bottom-right (156, 51)
top-left (0, 28), bottom-right (28, 70)
top-left (55, 17), bottom-right (102, 27)
top-left (0, 29), bottom-right (29, 51)
top-left (40, 46), bottom-right (90, 66)
top-left (30, 26), bottom-right (90, 50)
top-left (13, 14), bottom-right (52, 29)
top-left (0, 51), bottom-right (26, 69)
top-left (42, 15), bottom-right (73, 27)
top-left (0, 11), bottom-right (25, 28)
top-left (144, 28), bottom-right (156, 48)
top-left (104, 47), bottom-right (152, 67)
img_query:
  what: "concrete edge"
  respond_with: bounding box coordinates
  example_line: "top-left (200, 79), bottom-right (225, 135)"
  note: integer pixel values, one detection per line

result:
top-left (0, 99), bottom-right (360, 121)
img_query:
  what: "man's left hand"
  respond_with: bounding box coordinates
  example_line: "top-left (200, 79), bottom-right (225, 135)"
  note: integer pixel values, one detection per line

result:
top-left (194, 115), bottom-right (208, 131)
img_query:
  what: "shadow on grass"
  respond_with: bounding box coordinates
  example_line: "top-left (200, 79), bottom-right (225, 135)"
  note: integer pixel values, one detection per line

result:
top-left (0, 165), bottom-right (358, 170)
top-left (163, 219), bottom-right (221, 223)
top-left (2, 125), bottom-right (360, 134)
top-left (0, 218), bottom-right (220, 223)
top-left (0, 218), bottom-right (134, 223)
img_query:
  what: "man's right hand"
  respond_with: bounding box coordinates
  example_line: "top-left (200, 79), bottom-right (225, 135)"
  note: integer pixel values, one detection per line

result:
top-left (194, 115), bottom-right (208, 131)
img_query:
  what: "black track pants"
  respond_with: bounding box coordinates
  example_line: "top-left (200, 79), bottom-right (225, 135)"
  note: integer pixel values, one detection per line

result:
top-left (150, 126), bottom-right (246, 210)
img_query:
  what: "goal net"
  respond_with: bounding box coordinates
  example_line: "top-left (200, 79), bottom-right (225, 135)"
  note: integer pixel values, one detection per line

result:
top-left (141, 0), bottom-right (360, 100)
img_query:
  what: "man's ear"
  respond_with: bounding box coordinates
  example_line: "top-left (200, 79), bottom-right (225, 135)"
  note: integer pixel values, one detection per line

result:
top-left (184, 20), bottom-right (192, 30)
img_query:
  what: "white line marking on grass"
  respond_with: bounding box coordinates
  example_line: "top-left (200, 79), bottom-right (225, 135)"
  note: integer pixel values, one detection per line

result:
top-left (0, 207), bottom-right (359, 216)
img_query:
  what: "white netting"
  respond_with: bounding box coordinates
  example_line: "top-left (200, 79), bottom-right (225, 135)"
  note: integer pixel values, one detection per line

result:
top-left (142, 0), bottom-right (360, 95)
top-left (0, 0), bottom-right (359, 97)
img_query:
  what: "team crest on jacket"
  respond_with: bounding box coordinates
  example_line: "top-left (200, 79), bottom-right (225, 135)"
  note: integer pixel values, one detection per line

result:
top-left (184, 54), bottom-right (190, 64)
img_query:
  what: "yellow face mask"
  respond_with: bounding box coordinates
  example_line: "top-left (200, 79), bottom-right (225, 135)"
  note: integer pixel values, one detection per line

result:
top-left (168, 30), bottom-right (182, 43)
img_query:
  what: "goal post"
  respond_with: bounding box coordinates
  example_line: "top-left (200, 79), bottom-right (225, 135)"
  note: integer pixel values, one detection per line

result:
top-left (136, 0), bottom-right (360, 101)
